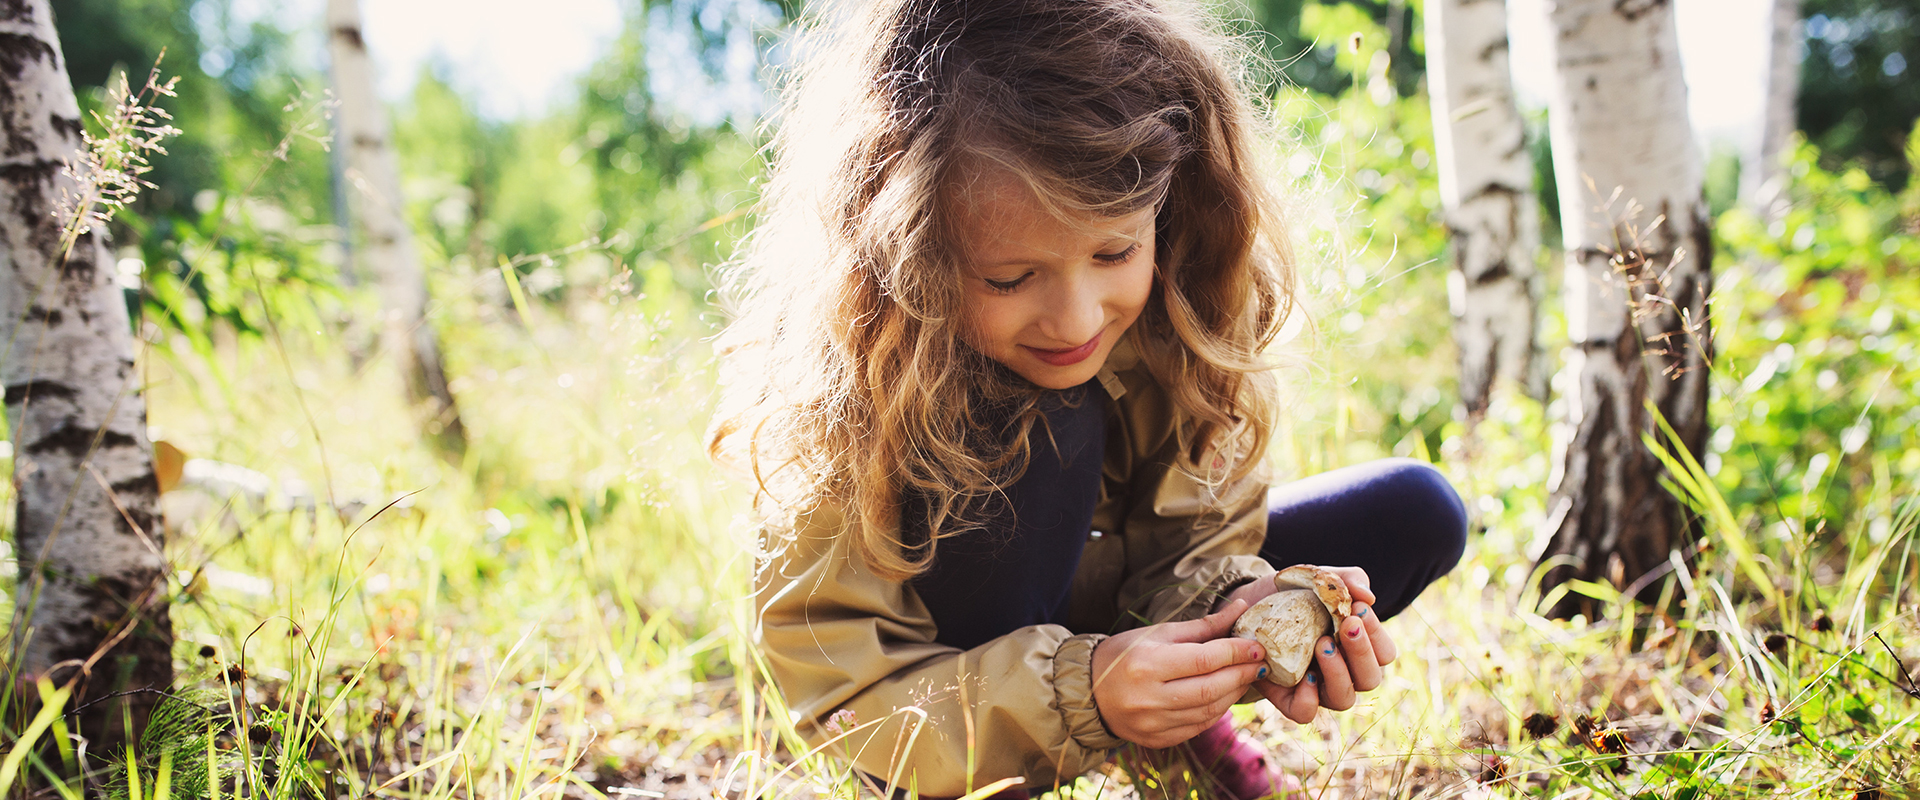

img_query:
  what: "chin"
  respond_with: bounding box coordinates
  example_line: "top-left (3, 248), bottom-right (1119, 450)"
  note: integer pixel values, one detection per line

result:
top-left (1014, 361), bottom-right (1102, 390)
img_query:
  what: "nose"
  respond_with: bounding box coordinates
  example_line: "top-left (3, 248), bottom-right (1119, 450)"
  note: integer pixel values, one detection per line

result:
top-left (1038, 273), bottom-right (1107, 346)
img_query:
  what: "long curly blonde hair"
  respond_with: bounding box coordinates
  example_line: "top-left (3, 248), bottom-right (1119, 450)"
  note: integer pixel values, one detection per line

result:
top-left (709, 0), bottom-right (1297, 582)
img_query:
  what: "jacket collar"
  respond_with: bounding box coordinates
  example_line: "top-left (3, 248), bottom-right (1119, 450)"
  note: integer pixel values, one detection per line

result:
top-left (1095, 332), bottom-right (1138, 399)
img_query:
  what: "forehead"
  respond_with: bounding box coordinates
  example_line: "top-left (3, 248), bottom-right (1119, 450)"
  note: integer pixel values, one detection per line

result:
top-left (952, 164), bottom-right (1154, 253)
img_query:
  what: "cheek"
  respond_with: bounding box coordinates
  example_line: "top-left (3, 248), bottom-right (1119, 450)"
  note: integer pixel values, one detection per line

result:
top-left (963, 297), bottom-right (1024, 352)
top-left (1120, 258), bottom-right (1157, 317)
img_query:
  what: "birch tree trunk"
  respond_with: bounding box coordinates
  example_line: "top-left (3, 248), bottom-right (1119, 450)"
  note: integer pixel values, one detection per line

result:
top-left (1744, 0), bottom-right (1801, 220)
top-left (1535, 0), bottom-right (1713, 620)
top-left (0, 0), bottom-right (171, 742)
top-left (1427, 0), bottom-right (1545, 415)
top-left (326, 0), bottom-right (467, 455)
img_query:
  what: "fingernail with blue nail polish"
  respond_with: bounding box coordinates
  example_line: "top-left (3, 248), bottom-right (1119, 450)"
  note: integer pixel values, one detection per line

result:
top-left (1323, 646), bottom-right (1335, 655)
top-left (1306, 673), bottom-right (1317, 684)
top-left (1358, 606), bottom-right (1370, 617)
top-left (1258, 667), bottom-right (1268, 679)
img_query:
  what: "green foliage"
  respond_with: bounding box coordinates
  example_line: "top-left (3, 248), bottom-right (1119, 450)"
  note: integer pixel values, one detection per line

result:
top-left (1266, 10), bottom-right (1455, 473)
top-left (1712, 128), bottom-right (1920, 541)
top-left (572, 4), bottom-right (762, 289)
top-left (55, 0), bottom-right (334, 222)
top-left (1799, 0), bottom-right (1920, 189)
top-left (98, 691), bottom-right (232, 800)
top-left (53, 0), bottom-right (219, 218)
top-left (1238, 0), bottom-right (1423, 98)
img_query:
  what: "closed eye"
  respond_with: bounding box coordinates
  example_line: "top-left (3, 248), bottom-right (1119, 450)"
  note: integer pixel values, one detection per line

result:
top-left (985, 273), bottom-right (1031, 294)
top-left (1095, 243), bottom-right (1141, 264)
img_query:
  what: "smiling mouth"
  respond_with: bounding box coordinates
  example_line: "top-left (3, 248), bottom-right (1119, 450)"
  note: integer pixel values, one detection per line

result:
top-left (1023, 333), bottom-right (1102, 367)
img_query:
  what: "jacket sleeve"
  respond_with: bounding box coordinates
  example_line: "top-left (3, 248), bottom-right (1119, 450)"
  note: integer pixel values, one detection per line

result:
top-left (755, 505), bottom-right (1126, 796)
top-left (1106, 367), bottom-right (1276, 628)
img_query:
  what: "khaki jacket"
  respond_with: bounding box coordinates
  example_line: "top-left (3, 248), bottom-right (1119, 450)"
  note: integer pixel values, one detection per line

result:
top-left (754, 340), bottom-right (1274, 795)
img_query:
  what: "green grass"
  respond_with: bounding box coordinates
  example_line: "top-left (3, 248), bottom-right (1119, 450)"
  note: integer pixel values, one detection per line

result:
top-left (5, 252), bottom-right (1920, 798)
top-left (6, 101), bottom-right (1920, 799)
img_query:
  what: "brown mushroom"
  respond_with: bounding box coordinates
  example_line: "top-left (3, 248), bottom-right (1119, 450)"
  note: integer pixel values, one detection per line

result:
top-left (1231, 565), bottom-right (1352, 687)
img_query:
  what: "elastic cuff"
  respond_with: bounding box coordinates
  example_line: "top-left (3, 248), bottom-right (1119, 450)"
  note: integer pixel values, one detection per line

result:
top-left (1052, 633), bottom-right (1126, 751)
top-left (1209, 573), bottom-right (1266, 613)
top-left (1166, 565), bottom-right (1271, 623)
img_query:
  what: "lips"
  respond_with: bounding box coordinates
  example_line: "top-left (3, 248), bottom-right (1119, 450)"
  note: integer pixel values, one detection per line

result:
top-left (1023, 332), bottom-right (1102, 367)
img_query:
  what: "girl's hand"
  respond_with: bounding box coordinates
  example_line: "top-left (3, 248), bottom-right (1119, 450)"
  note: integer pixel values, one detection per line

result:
top-left (1253, 573), bottom-right (1398, 724)
top-left (1090, 599), bottom-right (1269, 749)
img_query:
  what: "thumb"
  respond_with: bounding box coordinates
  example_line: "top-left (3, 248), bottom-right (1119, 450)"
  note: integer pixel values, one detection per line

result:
top-left (1163, 598), bottom-right (1247, 643)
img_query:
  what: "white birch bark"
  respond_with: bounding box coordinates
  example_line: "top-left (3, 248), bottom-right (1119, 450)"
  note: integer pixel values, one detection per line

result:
top-left (1744, 0), bottom-right (1800, 220)
top-left (1536, 0), bottom-right (1712, 618)
top-left (1427, 0), bottom-right (1545, 415)
top-left (0, 0), bottom-right (171, 737)
top-left (327, 0), bottom-right (466, 453)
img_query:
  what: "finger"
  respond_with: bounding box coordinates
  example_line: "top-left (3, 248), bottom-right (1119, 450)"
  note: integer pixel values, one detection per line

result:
top-left (1162, 599), bottom-right (1249, 644)
top-left (1255, 678), bottom-right (1289, 709)
top-left (1160, 661), bottom-right (1266, 713)
top-left (1336, 611), bottom-right (1386, 692)
top-left (1154, 695), bottom-right (1243, 737)
top-left (1314, 636), bottom-right (1357, 711)
top-left (1259, 672), bottom-right (1321, 724)
top-left (1153, 716), bottom-right (1225, 750)
top-left (1355, 602), bottom-right (1398, 665)
top-left (1152, 636), bottom-right (1265, 682)
top-left (1333, 567), bottom-right (1377, 605)
top-left (1281, 673), bottom-right (1321, 724)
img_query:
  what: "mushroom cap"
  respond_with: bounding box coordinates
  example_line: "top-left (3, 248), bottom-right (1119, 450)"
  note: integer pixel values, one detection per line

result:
top-left (1231, 566), bottom-right (1353, 687)
top-left (1275, 565), bottom-right (1354, 620)
top-left (1231, 589), bottom-right (1333, 687)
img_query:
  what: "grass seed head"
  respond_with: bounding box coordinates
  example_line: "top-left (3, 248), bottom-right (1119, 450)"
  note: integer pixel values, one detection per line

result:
top-left (1571, 714), bottom-right (1597, 744)
top-left (54, 52), bottom-right (180, 258)
top-left (1523, 712), bottom-right (1559, 739)
top-left (1594, 727), bottom-right (1630, 755)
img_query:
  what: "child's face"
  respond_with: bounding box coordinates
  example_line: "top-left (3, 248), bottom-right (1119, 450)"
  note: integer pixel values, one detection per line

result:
top-left (957, 171), bottom-right (1156, 390)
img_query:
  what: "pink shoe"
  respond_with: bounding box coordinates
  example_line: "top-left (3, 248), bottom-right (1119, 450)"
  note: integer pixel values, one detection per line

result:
top-left (1182, 715), bottom-right (1300, 800)
top-left (1127, 715), bottom-right (1300, 800)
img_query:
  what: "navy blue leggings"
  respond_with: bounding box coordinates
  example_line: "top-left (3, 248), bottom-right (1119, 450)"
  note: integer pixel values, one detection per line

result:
top-left (912, 386), bottom-right (1468, 648)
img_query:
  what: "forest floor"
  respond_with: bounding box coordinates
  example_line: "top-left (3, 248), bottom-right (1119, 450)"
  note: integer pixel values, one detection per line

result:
top-left (6, 289), bottom-right (1919, 800)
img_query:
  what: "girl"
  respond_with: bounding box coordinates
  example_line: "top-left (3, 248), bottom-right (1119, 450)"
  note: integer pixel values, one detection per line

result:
top-left (709, 0), bottom-right (1467, 795)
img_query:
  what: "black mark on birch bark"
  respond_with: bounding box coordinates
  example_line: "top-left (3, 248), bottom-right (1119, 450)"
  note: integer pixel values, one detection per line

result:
top-left (0, 33), bottom-right (55, 158)
top-left (0, 0), bottom-right (35, 23)
top-left (332, 25), bottom-right (366, 51)
top-left (5, 379), bottom-right (77, 405)
top-left (48, 112), bottom-right (81, 142)
top-left (1614, 0), bottom-right (1668, 21)
top-left (26, 423), bottom-right (138, 458)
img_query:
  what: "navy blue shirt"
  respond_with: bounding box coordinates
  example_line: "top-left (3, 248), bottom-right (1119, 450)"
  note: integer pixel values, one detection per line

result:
top-left (906, 382), bottom-right (1108, 650)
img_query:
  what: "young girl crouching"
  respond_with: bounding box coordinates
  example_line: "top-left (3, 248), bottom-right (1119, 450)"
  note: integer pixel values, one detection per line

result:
top-left (709, 0), bottom-right (1467, 795)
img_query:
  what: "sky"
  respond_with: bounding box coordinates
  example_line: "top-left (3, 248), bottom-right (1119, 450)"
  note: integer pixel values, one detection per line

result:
top-left (335, 0), bottom-right (1772, 151)
top-left (360, 0), bottom-right (625, 119)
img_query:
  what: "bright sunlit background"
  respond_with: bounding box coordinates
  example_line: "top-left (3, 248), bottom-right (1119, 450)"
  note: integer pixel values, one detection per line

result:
top-left (329, 0), bottom-right (1774, 151)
